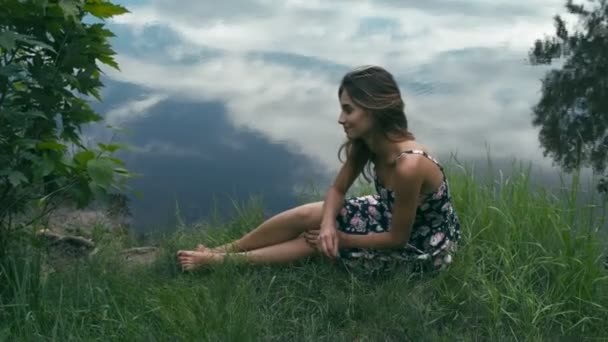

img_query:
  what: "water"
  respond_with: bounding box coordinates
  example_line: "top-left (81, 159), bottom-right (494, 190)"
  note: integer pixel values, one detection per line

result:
top-left (85, 0), bottom-right (597, 231)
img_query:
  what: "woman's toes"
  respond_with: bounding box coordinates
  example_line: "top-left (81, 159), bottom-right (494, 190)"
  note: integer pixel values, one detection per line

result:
top-left (180, 251), bottom-right (195, 257)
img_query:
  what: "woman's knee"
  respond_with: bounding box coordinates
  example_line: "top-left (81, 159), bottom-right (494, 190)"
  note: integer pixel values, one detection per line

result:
top-left (294, 201), bottom-right (323, 229)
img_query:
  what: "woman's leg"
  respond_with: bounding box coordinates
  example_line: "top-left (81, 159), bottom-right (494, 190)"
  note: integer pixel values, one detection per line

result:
top-left (178, 236), bottom-right (317, 270)
top-left (204, 201), bottom-right (324, 253)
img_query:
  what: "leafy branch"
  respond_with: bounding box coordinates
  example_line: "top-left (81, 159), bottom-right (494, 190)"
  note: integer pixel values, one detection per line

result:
top-left (0, 0), bottom-right (134, 248)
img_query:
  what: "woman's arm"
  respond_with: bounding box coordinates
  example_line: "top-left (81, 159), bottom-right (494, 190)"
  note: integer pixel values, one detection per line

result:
top-left (318, 147), bottom-right (368, 257)
top-left (320, 186), bottom-right (346, 228)
top-left (321, 147), bottom-right (368, 225)
top-left (340, 157), bottom-right (423, 250)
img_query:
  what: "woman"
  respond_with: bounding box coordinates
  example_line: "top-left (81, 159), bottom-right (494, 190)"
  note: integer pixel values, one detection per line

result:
top-left (177, 65), bottom-right (461, 272)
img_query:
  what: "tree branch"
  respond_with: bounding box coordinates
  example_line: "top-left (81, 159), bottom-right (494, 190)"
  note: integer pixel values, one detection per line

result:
top-left (7, 210), bottom-right (12, 235)
top-left (0, 177), bottom-right (12, 208)
top-left (0, 48), bottom-right (19, 111)
top-left (0, 89), bottom-right (7, 110)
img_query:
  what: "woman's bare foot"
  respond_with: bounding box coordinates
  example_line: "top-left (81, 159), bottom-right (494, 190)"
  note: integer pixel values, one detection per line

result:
top-left (197, 242), bottom-right (241, 253)
top-left (196, 244), bottom-right (211, 252)
top-left (176, 249), bottom-right (222, 271)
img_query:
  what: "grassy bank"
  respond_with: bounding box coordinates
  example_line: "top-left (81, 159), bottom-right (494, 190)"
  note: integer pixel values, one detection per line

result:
top-left (1, 163), bottom-right (607, 341)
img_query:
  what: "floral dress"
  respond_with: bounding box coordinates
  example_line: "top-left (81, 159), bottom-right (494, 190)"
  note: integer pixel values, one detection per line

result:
top-left (336, 150), bottom-right (461, 273)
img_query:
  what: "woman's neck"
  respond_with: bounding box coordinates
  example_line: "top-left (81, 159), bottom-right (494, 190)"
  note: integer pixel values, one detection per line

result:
top-left (364, 132), bottom-right (415, 166)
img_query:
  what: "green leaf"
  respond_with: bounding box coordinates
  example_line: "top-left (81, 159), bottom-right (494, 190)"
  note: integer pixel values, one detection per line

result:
top-left (32, 154), bottom-right (56, 180)
top-left (0, 0), bottom-right (130, 218)
top-left (58, 0), bottom-right (81, 19)
top-left (24, 110), bottom-right (48, 120)
top-left (97, 53), bottom-right (119, 69)
top-left (13, 81), bottom-right (28, 92)
top-left (74, 150), bottom-right (96, 166)
top-left (39, 156), bottom-right (56, 177)
top-left (37, 141), bottom-right (66, 151)
top-left (98, 142), bottom-right (123, 153)
top-left (87, 158), bottom-right (114, 188)
top-left (0, 64), bottom-right (23, 77)
top-left (113, 167), bottom-right (129, 174)
top-left (20, 152), bottom-right (39, 162)
top-left (20, 139), bottom-right (38, 149)
top-left (0, 31), bottom-right (56, 52)
top-left (88, 23), bottom-right (116, 38)
top-left (0, 32), bottom-right (18, 50)
top-left (8, 171), bottom-right (28, 187)
top-left (88, 181), bottom-right (110, 202)
top-left (84, 1), bottom-right (129, 19)
top-left (108, 157), bottom-right (125, 166)
top-left (19, 37), bottom-right (55, 52)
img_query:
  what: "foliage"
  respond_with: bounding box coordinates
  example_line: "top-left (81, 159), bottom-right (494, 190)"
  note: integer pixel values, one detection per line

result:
top-left (0, 0), bottom-right (132, 250)
top-left (529, 0), bottom-right (608, 195)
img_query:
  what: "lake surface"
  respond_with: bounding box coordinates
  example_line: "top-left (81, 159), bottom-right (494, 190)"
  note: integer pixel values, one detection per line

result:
top-left (86, 0), bottom-right (593, 231)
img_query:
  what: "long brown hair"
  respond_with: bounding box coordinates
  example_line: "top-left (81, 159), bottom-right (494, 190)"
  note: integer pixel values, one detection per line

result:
top-left (338, 65), bottom-right (414, 181)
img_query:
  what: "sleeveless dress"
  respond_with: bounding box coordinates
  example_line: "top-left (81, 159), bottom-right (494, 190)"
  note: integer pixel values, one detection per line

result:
top-left (336, 150), bottom-right (461, 273)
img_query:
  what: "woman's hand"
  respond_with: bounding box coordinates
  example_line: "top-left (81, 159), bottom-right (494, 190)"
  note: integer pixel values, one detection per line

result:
top-left (303, 225), bottom-right (340, 258)
top-left (303, 229), bottom-right (320, 251)
top-left (318, 223), bottom-right (340, 259)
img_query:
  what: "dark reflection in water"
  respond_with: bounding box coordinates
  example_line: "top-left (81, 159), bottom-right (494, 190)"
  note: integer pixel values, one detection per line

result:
top-left (75, 0), bottom-right (608, 234)
top-left (89, 77), bottom-right (601, 233)
top-left (91, 81), bottom-right (329, 232)
top-left (528, 2), bottom-right (608, 194)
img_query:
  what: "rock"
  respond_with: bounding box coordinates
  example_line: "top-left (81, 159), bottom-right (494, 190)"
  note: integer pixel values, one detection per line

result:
top-left (37, 229), bottom-right (96, 258)
top-left (42, 205), bottom-right (131, 240)
top-left (121, 246), bottom-right (161, 268)
top-left (36, 230), bottom-right (161, 271)
top-left (45, 208), bottom-right (112, 239)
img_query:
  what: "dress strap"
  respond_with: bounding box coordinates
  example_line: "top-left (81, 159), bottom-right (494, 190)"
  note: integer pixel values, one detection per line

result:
top-left (395, 150), bottom-right (444, 171)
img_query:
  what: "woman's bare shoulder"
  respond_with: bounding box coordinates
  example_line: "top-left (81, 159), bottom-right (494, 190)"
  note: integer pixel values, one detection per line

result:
top-left (402, 141), bottom-right (434, 155)
top-left (398, 142), bottom-right (445, 193)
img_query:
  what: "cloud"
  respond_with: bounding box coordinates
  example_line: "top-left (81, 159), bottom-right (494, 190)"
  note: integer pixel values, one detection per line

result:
top-left (104, 54), bottom-right (343, 169)
top-left (103, 49), bottom-right (557, 172)
top-left (129, 141), bottom-right (208, 158)
top-left (111, 0), bottom-right (564, 68)
top-left (370, 0), bottom-right (560, 18)
top-left (101, 0), bottom-right (569, 173)
top-left (105, 93), bottom-right (168, 125)
top-left (145, 0), bottom-right (278, 25)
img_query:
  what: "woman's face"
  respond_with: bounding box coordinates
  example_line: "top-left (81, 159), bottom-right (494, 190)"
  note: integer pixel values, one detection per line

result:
top-left (338, 89), bottom-right (374, 140)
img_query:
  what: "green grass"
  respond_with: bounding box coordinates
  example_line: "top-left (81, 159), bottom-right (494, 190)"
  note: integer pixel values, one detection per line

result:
top-left (1, 162), bottom-right (607, 341)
